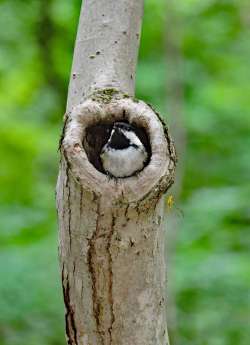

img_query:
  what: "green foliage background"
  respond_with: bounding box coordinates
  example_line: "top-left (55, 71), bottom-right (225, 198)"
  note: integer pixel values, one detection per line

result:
top-left (0, 0), bottom-right (249, 344)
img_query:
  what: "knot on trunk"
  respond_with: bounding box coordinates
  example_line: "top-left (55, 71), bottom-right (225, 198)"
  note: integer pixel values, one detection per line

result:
top-left (60, 90), bottom-right (177, 205)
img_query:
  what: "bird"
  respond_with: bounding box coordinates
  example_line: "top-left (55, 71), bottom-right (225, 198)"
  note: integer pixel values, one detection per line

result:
top-left (100, 122), bottom-right (149, 178)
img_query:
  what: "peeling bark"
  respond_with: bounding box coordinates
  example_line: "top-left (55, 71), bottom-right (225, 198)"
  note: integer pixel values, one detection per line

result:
top-left (56, 1), bottom-right (176, 345)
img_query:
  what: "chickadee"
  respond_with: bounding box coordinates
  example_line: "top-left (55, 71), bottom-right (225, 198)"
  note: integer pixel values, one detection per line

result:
top-left (100, 122), bottom-right (149, 178)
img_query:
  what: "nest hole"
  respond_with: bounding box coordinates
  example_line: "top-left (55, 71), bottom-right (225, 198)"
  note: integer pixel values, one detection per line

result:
top-left (83, 120), bottom-right (151, 175)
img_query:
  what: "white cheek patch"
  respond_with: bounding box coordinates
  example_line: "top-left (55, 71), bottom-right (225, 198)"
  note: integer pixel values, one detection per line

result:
top-left (121, 130), bottom-right (142, 147)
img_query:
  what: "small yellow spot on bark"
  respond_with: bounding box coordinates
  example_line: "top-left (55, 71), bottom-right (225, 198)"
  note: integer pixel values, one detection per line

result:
top-left (166, 195), bottom-right (174, 209)
top-left (166, 194), bottom-right (184, 217)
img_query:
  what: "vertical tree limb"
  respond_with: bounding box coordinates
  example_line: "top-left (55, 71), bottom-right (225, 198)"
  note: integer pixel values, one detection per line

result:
top-left (56, 1), bottom-right (176, 345)
top-left (67, 0), bottom-right (144, 110)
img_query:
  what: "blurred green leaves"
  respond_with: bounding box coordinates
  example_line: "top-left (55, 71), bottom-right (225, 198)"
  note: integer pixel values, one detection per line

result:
top-left (175, 187), bottom-right (250, 345)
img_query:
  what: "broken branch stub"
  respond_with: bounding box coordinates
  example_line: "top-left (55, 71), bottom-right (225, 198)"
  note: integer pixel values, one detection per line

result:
top-left (62, 95), bottom-right (176, 205)
top-left (57, 93), bottom-right (176, 345)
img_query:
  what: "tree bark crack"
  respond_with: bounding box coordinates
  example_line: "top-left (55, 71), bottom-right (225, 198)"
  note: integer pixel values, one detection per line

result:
top-left (62, 265), bottom-right (79, 345)
top-left (107, 214), bottom-right (116, 345)
top-left (87, 199), bottom-right (103, 345)
top-left (65, 159), bottom-right (72, 251)
top-left (87, 199), bottom-right (116, 345)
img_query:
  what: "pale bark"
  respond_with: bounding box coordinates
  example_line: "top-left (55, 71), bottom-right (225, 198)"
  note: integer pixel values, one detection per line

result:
top-left (67, 0), bottom-right (143, 110)
top-left (56, 1), bottom-right (176, 345)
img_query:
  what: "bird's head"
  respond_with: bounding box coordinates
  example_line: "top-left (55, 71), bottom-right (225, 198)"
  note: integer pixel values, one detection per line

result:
top-left (105, 122), bottom-right (143, 150)
top-left (100, 122), bottom-right (150, 178)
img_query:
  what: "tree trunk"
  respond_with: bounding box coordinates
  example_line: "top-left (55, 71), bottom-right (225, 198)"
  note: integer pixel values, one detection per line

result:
top-left (56, 1), bottom-right (176, 345)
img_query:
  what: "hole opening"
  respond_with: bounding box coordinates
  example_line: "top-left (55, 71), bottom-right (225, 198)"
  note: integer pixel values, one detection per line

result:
top-left (83, 120), bottom-right (151, 177)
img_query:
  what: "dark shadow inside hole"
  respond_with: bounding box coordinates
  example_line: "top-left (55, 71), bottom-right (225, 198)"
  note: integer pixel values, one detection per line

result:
top-left (84, 121), bottom-right (151, 175)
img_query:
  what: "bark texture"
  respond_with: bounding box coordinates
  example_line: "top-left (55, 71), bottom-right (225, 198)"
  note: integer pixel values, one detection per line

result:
top-left (67, 0), bottom-right (144, 110)
top-left (56, 1), bottom-right (176, 345)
